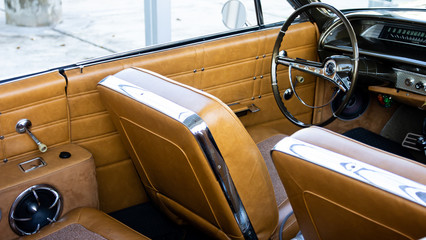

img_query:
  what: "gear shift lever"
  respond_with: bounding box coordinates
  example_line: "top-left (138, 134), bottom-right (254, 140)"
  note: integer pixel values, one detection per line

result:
top-left (15, 119), bottom-right (48, 153)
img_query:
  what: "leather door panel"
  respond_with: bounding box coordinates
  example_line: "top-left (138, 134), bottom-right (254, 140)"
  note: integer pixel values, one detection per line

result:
top-left (0, 72), bottom-right (70, 162)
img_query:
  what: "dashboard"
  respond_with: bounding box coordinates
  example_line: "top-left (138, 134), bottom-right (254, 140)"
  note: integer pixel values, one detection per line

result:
top-left (378, 25), bottom-right (426, 47)
top-left (319, 9), bottom-right (426, 99)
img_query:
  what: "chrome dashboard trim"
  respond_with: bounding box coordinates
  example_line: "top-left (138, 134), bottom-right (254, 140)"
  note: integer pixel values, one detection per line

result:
top-left (98, 75), bottom-right (258, 240)
top-left (273, 137), bottom-right (426, 208)
top-left (394, 68), bottom-right (426, 96)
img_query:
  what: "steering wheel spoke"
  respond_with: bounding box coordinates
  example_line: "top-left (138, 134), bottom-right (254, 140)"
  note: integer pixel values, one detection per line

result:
top-left (332, 73), bottom-right (351, 92)
top-left (276, 54), bottom-right (325, 78)
top-left (277, 54), bottom-right (352, 93)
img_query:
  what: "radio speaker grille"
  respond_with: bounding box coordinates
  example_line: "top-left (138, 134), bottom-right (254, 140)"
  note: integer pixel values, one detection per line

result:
top-left (9, 184), bottom-right (62, 236)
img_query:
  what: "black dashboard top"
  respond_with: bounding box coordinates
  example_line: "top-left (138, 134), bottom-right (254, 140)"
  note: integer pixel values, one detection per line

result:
top-left (379, 25), bottom-right (426, 47)
top-left (319, 9), bottom-right (426, 96)
top-left (320, 9), bottom-right (426, 67)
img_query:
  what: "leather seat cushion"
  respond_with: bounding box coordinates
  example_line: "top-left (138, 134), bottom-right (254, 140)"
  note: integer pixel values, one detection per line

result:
top-left (20, 208), bottom-right (149, 240)
top-left (272, 127), bottom-right (426, 240)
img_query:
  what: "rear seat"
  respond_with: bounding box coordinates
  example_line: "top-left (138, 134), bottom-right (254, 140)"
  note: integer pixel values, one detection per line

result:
top-left (20, 208), bottom-right (149, 240)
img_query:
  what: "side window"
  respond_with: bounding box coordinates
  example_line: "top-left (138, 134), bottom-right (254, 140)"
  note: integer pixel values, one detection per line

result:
top-left (261, 0), bottom-right (294, 25)
top-left (170, 0), bottom-right (257, 42)
top-left (0, 0), bottom-right (292, 81)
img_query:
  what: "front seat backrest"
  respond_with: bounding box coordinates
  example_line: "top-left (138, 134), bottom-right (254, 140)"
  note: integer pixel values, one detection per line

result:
top-left (272, 127), bottom-right (426, 240)
top-left (97, 68), bottom-right (278, 240)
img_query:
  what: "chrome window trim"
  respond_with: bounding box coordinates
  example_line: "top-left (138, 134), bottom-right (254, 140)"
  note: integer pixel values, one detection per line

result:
top-left (273, 137), bottom-right (426, 208)
top-left (98, 75), bottom-right (257, 240)
top-left (0, 69), bottom-right (58, 86)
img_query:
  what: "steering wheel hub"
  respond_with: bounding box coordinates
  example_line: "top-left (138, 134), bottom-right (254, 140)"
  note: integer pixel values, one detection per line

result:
top-left (325, 61), bottom-right (336, 76)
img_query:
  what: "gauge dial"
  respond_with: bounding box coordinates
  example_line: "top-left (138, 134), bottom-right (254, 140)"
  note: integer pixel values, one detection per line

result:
top-left (379, 25), bottom-right (426, 47)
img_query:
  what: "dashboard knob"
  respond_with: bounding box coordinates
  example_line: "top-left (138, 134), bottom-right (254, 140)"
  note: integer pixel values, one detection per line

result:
top-left (405, 78), bottom-right (414, 86)
top-left (415, 81), bottom-right (425, 90)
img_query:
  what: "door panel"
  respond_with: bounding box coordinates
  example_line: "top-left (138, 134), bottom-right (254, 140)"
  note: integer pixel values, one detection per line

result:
top-left (0, 72), bottom-right (69, 161)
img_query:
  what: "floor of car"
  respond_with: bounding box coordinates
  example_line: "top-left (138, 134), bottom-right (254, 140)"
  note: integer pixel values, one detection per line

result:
top-left (109, 202), bottom-right (214, 240)
top-left (343, 127), bottom-right (416, 160)
top-left (380, 105), bottom-right (426, 164)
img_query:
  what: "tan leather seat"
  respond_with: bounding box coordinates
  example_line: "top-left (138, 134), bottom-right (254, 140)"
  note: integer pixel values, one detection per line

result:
top-left (21, 208), bottom-right (149, 240)
top-left (272, 126), bottom-right (426, 240)
top-left (97, 68), bottom-right (296, 240)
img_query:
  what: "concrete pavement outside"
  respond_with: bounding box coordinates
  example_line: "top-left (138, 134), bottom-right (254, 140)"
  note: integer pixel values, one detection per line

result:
top-left (0, 0), bottom-right (295, 80)
top-left (2, 0), bottom-right (420, 81)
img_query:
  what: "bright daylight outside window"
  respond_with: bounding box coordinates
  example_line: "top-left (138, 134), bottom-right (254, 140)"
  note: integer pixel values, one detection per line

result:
top-left (0, 0), bottom-right (292, 81)
top-left (321, 0), bottom-right (426, 9)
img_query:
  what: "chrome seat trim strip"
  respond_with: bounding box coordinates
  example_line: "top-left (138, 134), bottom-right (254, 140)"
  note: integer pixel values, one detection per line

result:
top-left (273, 137), bottom-right (426, 207)
top-left (99, 75), bottom-right (257, 240)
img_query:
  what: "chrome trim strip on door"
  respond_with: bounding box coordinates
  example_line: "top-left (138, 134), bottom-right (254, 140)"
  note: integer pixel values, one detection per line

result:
top-left (99, 75), bottom-right (258, 240)
top-left (273, 137), bottom-right (426, 207)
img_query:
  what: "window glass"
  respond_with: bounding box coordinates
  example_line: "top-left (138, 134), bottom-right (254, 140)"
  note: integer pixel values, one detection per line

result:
top-left (0, 0), bottom-right (286, 80)
top-left (262, 0), bottom-right (295, 25)
top-left (1, 0), bottom-right (146, 79)
top-left (171, 0), bottom-right (257, 41)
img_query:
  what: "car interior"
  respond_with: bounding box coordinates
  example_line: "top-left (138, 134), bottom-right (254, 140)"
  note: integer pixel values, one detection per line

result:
top-left (0, 1), bottom-right (425, 240)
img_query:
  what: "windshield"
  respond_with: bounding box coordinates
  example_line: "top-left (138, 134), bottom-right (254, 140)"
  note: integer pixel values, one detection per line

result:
top-left (320, 0), bottom-right (426, 9)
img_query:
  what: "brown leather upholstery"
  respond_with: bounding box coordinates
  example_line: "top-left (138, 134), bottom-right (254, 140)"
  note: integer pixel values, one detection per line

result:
top-left (21, 208), bottom-right (149, 240)
top-left (0, 22), bottom-right (317, 215)
top-left (272, 127), bottom-right (426, 240)
top-left (0, 144), bottom-right (99, 240)
top-left (97, 68), bottom-right (295, 239)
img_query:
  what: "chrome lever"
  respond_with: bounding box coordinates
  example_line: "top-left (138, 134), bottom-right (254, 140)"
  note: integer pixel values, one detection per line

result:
top-left (15, 119), bottom-right (48, 153)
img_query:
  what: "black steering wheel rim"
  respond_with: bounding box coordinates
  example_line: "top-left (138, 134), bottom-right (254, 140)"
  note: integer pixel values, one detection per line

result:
top-left (271, 2), bottom-right (359, 128)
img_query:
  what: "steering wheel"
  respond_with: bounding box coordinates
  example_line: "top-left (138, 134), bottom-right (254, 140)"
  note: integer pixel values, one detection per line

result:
top-left (271, 2), bottom-right (359, 127)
